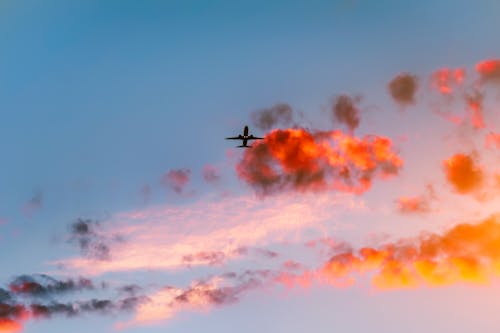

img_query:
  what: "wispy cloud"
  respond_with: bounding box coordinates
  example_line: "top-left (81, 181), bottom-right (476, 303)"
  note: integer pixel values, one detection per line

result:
top-left (430, 67), bottom-right (465, 95)
top-left (53, 192), bottom-right (364, 276)
top-left (251, 103), bottom-right (295, 131)
top-left (161, 169), bottom-right (191, 194)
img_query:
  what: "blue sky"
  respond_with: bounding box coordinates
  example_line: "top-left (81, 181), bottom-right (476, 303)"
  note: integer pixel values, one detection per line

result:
top-left (1, 1), bottom-right (500, 332)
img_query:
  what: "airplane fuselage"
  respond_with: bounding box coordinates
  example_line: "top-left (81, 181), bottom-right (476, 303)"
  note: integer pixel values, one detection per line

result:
top-left (225, 125), bottom-right (263, 148)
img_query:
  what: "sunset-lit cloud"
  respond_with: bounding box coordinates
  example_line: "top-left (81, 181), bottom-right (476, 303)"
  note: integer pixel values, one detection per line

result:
top-left (236, 128), bottom-right (403, 196)
top-left (8, 275), bottom-right (94, 298)
top-left (53, 192), bottom-right (364, 276)
top-left (443, 153), bottom-right (484, 194)
top-left (476, 59), bottom-right (500, 84)
top-left (0, 274), bottom-right (146, 332)
top-left (161, 169), bottom-right (191, 194)
top-left (202, 164), bottom-right (220, 183)
top-left (464, 90), bottom-right (486, 129)
top-left (431, 67), bottom-right (465, 95)
top-left (119, 272), bottom-right (266, 328)
top-left (0, 318), bottom-right (23, 333)
top-left (486, 132), bottom-right (500, 149)
top-left (396, 185), bottom-right (436, 214)
top-left (273, 216), bottom-right (500, 291)
top-left (396, 196), bottom-right (431, 214)
top-left (320, 215), bottom-right (500, 289)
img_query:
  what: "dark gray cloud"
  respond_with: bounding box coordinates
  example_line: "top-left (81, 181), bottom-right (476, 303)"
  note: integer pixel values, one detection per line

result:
top-left (68, 218), bottom-right (117, 261)
top-left (30, 296), bottom-right (147, 318)
top-left (332, 95), bottom-right (361, 131)
top-left (388, 73), bottom-right (419, 106)
top-left (251, 103), bottom-right (294, 131)
top-left (9, 274), bottom-right (94, 298)
top-left (0, 289), bottom-right (11, 302)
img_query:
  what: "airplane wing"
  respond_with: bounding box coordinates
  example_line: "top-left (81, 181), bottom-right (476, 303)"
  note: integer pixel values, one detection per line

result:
top-left (225, 136), bottom-right (241, 140)
top-left (248, 135), bottom-right (264, 140)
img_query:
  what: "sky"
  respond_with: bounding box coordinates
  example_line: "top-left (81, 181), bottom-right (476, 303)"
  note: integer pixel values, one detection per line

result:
top-left (1, 0), bottom-right (500, 332)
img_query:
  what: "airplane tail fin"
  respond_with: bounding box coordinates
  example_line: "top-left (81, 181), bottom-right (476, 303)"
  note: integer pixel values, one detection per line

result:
top-left (237, 145), bottom-right (251, 148)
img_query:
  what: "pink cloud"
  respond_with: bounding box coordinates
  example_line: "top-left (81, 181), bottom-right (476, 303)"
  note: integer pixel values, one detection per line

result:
top-left (161, 169), bottom-right (191, 194)
top-left (52, 192), bottom-right (364, 276)
top-left (202, 164), bottom-right (220, 183)
top-left (486, 132), bottom-right (500, 149)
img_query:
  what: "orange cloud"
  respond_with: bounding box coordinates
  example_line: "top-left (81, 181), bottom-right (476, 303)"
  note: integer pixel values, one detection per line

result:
top-left (443, 153), bottom-right (483, 194)
top-left (476, 59), bottom-right (500, 83)
top-left (0, 319), bottom-right (22, 333)
top-left (236, 128), bottom-right (403, 195)
top-left (318, 215), bottom-right (500, 289)
top-left (431, 67), bottom-right (465, 95)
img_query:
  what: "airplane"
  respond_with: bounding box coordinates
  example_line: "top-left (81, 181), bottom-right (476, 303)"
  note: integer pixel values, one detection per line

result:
top-left (225, 125), bottom-right (263, 148)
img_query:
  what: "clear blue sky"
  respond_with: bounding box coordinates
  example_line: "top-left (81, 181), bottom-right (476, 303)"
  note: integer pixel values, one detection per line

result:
top-left (1, 1), bottom-right (500, 332)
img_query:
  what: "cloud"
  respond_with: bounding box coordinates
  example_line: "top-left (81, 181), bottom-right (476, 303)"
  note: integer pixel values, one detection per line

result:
top-left (140, 185), bottom-right (152, 204)
top-left (388, 73), bottom-right (419, 106)
top-left (443, 153), bottom-right (484, 194)
top-left (430, 67), bottom-right (465, 95)
top-left (251, 103), bottom-right (294, 131)
top-left (273, 216), bottom-right (500, 291)
top-left (476, 59), bottom-right (500, 84)
top-left (52, 191), bottom-right (363, 276)
top-left (8, 275), bottom-right (94, 298)
top-left (0, 290), bottom-right (10, 303)
top-left (0, 302), bottom-right (25, 333)
top-left (202, 164), bottom-right (220, 183)
top-left (331, 95), bottom-right (361, 132)
top-left (0, 273), bottom-right (147, 332)
top-left (120, 272), bottom-right (267, 328)
top-left (161, 169), bottom-right (191, 194)
top-left (182, 251), bottom-right (227, 266)
top-left (236, 128), bottom-right (403, 195)
top-left (396, 185), bottom-right (436, 214)
top-left (22, 191), bottom-right (43, 217)
top-left (67, 218), bottom-right (115, 261)
top-left (396, 196), bottom-right (431, 214)
top-left (3, 296), bottom-right (147, 331)
top-left (319, 215), bottom-right (500, 289)
top-left (464, 90), bottom-right (486, 129)
top-left (486, 132), bottom-right (500, 149)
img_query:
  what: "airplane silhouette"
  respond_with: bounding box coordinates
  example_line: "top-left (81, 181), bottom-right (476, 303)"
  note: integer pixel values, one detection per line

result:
top-left (225, 125), bottom-right (263, 148)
